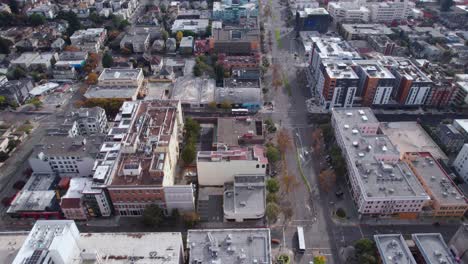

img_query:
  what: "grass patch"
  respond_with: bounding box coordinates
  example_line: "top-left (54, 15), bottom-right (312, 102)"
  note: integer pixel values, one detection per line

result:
top-left (283, 76), bottom-right (291, 96)
top-left (295, 149), bottom-right (311, 194)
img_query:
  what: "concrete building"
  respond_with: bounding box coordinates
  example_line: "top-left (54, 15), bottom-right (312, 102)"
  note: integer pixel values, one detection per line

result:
top-left (187, 228), bottom-right (271, 264)
top-left (0, 79), bottom-right (33, 105)
top-left (295, 8), bottom-right (330, 33)
top-left (453, 144), bottom-right (468, 183)
top-left (380, 122), bottom-right (448, 161)
top-left (85, 68), bottom-right (144, 100)
top-left (28, 135), bottom-right (104, 178)
top-left (70, 28), bottom-right (107, 53)
top-left (56, 51), bottom-right (88, 69)
top-left (412, 233), bottom-right (456, 264)
top-left (452, 119), bottom-right (468, 139)
top-left (106, 100), bottom-right (195, 216)
top-left (197, 146), bottom-right (268, 186)
top-left (10, 52), bottom-right (57, 71)
top-left (224, 174), bottom-right (265, 221)
top-left (436, 124), bottom-right (465, 153)
top-left (217, 53), bottom-right (260, 70)
top-left (7, 173), bottom-right (60, 219)
top-left (179, 36), bottom-right (194, 55)
top-left (171, 77), bottom-right (215, 108)
top-left (332, 108), bottom-right (430, 218)
top-left (65, 107), bottom-right (108, 136)
top-left (12, 220), bottom-right (184, 264)
top-left (119, 33), bottom-right (150, 53)
top-left (212, 26), bottom-right (260, 55)
top-left (374, 234), bottom-right (417, 264)
top-left (367, 35), bottom-right (398, 56)
top-left (171, 19), bottom-right (209, 34)
top-left (404, 152), bottom-right (468, 217)
top-left (26, 4), bottom-right (56, 19)
top-left (355, 61), bottom-right (395, 106)
top-left (327, 0), bottom-right (370, 23)
top-left (340, 24), bottom-right (393, 41)
top-left (369, 0), bottom-right (414, 23)
top-left (53, 64), bottom-right (77, 80)
top-left (215, 117), bottom-right (264, 149)
top-left (316, 61), bottom-right (359, 109)
top-left (60, 178), bottom-right (89, 220)
top-left (449, 223), bottom-right (468, 264)
top-left (212, 1), bottom-right (258, 23)
top-left (390, 58), bottom-right (432, 106)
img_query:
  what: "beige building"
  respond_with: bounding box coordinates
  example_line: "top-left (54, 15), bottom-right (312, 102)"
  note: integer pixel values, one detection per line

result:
top-left (98, 68), bottom-right (144, 88)
top-left (404, 152), bottom-right (468, 217)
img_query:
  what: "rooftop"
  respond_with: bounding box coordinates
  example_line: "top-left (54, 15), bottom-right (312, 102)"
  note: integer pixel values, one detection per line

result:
top-left (84, 85), bottom-right (140, 99)
top-left (323, 61), bottom-right (359, 79)
top-left (0, 232), bottom-right (28, 264)
top-left (406, 152), bottom-right (466, 205)
top-left (333, 108), bottom-right (429, 200)
top-left (215, 117), bottom-right (264, 147)
top-left (412, 233), bottom-right (455, 264)
top-left (171, 19), bottom-right (209, 31)
top-left (356, 61), bottom-right (395, 79)
top-left (212, 27), bottom-right (260, 42)
top-left (453, 119), bottom-right (468, 133)
top-left (224, 78), bottom-right (260, 88)
top-left (171, 77), bottom-right (215, 104)
top-left (380, 122), bottom-right (448, 160)
top-left (198, 146), bottom-right (268, 164)
top-left (341, 24), bottom-right (393, 36)
top-left (32, 135), bottom-right (103, 157)
top-left (297, 7), bottom-right (329, 17)
top-left (392, 58), bottom-right (432, 83)
top-left (215, 87), bottom-right (262, 104)
top-left (187, 228), bottom-right (271, 264)
top-left (311, 36), bottom-right (361, 60)
top-left (224, 174), bottom-right (265, 219)
top-left (374, 234), bottom-right (417, 264)
top-left (98, 68), bottom-right (143, 82)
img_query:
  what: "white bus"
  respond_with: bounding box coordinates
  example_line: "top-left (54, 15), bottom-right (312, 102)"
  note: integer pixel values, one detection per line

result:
top-left (231, 108), bottom-right (249, 115)
top-left (297, 226), bottom-right (306, 253)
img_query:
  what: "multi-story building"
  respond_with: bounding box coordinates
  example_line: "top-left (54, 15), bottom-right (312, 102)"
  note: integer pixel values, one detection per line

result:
top-left (212, 26), bottom-right (260, 55)
top-left (374, 234), bottom-right (417, 264)
top-left (97, 68), bottom-right (144, 88)
top-left (452, 144), bottom-right (468, 183)
top-left (106, 100), bottom-right (195, 216)
top-left (187, 228), bottom-right (271, 264)
top-left (217, 53), bottom-right (260, 70)
top-left (452, 77), bottom-right (468, 107)
top-left (28, 135), bottom-right (104, 178)
top-left (308, 36), bottom-right (361, 94)
top-left (0, 79), bottom-right (33, 105)
top-left (214, 117), bottom-right (264, 149)
top-left (212, 0), bottom-right (257, 23)
top-left (171, 19), bottom-right (210, 34)
top-left (367, 35), bottom-right (398, 56)
top-left (60, 178), bottom-right (89, 220)
top-left (412, 233), bottom-right (456, 264)
top-left (224, 174), bottom-right (266, 221)
top-left (452, 119), bottom-right (468, 140)
top-left (70, 28), bottom-right (107, 53)
top-left (390, 58), bottom-right (432, 106)
top-left (332, 108), bottom-right (430, 218)
top-left (449, 224), bottom-right (468, 264)
top-left (53, 64), bottom-right (77, 80)
top-left (355, 61), bottom-right (395, 106)
top-left (295, 8), bottom-right (330, 33)
top-left (369, 0), bottom-right (414, 23)
top-left (66, 107), bottom-right (108, 135)
top-left (316, 61), bottom-right (359, 109)
top-left (436, 124), bottom-right (465, 153)
top-left (404, 152), bottom-right (468, 217)
top-left (327, 0), bottom-right (370, 23)
top-left (12, 220), bottom-right (184, 264)
top-left (339, 24), bottom-right (393, 41)
top-left (197, 145), bottom-right (268, 186)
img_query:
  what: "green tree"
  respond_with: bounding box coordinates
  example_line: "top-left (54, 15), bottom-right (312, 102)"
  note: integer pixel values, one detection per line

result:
top-left (266, 192), bottom-right (277, 203)
top-left (142, 204), bottom-right (165, 227)
top-left (220, 100), bottom-right (232, 109)
top-left (214, 64), bottom-right (225, 83)
top-left (266, 178), bottom-right (280, 193)
top-left (27, 98), bottom-right (42, 109)
top-left (193, 64), bottom-right (202, 76)
top-left (0, 37), bottom-right (11, 54)
top-left (0, 96), bottom-right (6, 106)
top-left (161, 29), bottom-right (169, 41)
top-left (266, 202), bottom-right (280, 222)
top-left (266, 145), bottom-right (280, 163)
top-left (185, 117), bottom-right (200, 142)
top-left (181, 143), bottom-right (196, 164)
top-left (102, 52), bottom-right (113, 68)
top-left (28, 14), bottom-right (46, 26)
top-left (313, 256), bottom-right (326, 264)
top-left (0, 151), bottom-right (8, 162)
top-left (354, 238), bottom-right (378, 264)
top-left (207, 101), bottom-right (217, 110)
top-left (57, 11), bottom-right (81, 36)
top-left (160, 3), bottom-right (167, 13)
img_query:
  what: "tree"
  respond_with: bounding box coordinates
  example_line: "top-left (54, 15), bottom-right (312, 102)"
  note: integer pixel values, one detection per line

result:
top-left (220, 100), bottom-right (232, 109)
top-left (313, 256), bottom-right (326, 264)
top-left (86, 72), bottom-right (99, 85)
top-left (336, 208), bottom-right (346, 218)
top-left (319, 123), bottom-right (333, 143)
top-left (27, 98), bottom-right (42, 109)
top-left (266, 145), bottom-right (280, 163)
top-left (160, 3), bottom-right (167, 13)
top-left (207, 101), bottom-right (217, 110)
top-left (0, 96), bottom-right (6, 106)
top-left (185, 117), bottom-right (200, 141)
top-left (8, 0), bottom-right (19, 13)
top-left (7, 67), bottom-right (27, 80)
top-left (28, 14), bottom-right (46, 26)
top-left (0, 37), bottom-right (11, 54)
top-left (277, 129), bottom-right (291, 153)
top-left (183, 212), bottom-right (199, 228)
top-left (102, 52), bottom-right (113, 68)
top-left (193, 64), bottom-right (202, 76)
top-left (266, 202), bottom-right (280, 222)
top-left (354, 238), bottom-right (378, 264)
top-left (176, 31), bottom-right (183, 43)
top-left (319, 169), bottom-right (336, 192)
top-left (282, 206), bottom-right (293, 221)
top-left (0, 151), bottom-right (8, 162)
top-left (142, 204), bottom-right (165, 227)
top-left (57, 11), bottom-right (81, 36)
top-left (281, 174), bottom-right (298, 194)
top-left (161, 29), bottom-right (169, 41)
top-left (181, 143), bottom-right (196, 164)
top-left (266, 178), bottom-right (280, 193)
top-left (266, 192), bottom-right (277, 203)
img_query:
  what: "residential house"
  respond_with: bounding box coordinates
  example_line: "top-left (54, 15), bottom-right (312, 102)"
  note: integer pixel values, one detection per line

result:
top-left (120, 33), bottom-right (150, 53)
top-left (70, 28), bottom-right (107, 53)
top-left (179, 36), bottom-right (194, 55)
top-left (0, 79), bottom-right (33, 105)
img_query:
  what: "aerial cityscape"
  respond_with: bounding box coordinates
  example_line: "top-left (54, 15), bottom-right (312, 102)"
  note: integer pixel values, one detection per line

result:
top-left (0, 0), bottom-right (467, 263)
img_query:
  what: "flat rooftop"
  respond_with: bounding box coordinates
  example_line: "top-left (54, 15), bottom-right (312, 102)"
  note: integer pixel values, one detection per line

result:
top-left (406, 152), bottom-right (466, 205)
top-left (453, 119), bottom-right (468, 133)
top-left (297, 7), bottom-right (329, 17)
top-left (412, 233), bottom-right (455, 264)
top-left (215, 117), bottom-right (264, 147)
top-left (33, 135), bottom-right (103, 157)
top-left (224, 78), bottom-right (260, 88)
top-left (198, 146), bottom-right (268, 164)
top-left (311, 36), bottom-right (361, 60)
top-left (333, 108), bottom-right (429, 200)
top-left (356, 62), bottom-right (395, 79)
top-left (224, 175), bottom-right (265, 219)
top-left (342, 24), bottom-right (393, 35)
top-left (84, 85), bottom-right (139, 99)
top-left (7, 173), bottom-right (57, 213)
top-left (187, 228), bottom-right (271, 264)
top-left (380, 122), bottom-right (448, 160)
top-left (323, 61), bottom-right (359, 79)
top-left (374, 234), bottom-right (417, 264)
top-left (392, 59), bottom-right (432, 83)
top-left (98, 68), bottom-right (142, 81)
top-left (171, 77), bottom-right (215, 104)
top-left (0, 232), bottom-right (28, 264)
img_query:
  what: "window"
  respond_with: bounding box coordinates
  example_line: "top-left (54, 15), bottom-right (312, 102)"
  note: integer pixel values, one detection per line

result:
top-left (256, 164), bottom-right (260, 168)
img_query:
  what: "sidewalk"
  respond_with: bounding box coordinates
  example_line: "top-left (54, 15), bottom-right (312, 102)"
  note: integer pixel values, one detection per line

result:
top-left (331, 214), bottom-right (465, 227)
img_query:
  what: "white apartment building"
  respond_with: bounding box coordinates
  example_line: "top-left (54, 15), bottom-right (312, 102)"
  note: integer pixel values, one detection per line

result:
top-left (453, 144), bottom-right (468, 183)
top-left (13, 220), bottom-right (184, 264)
top-left (332, 108), bottom-right (430, 217)
top-left (197, 145), bottom-right (268, 186)
top-left (70, 28), bottom-right (107, 53)
top-left (98, 68), bottom-right (144, 88)
top-left (327, 0), bottom-right (414, 23)
top-left (29, 135), bottom-right (104, 178)
top-left (327, 0), bottom-right (370, 22)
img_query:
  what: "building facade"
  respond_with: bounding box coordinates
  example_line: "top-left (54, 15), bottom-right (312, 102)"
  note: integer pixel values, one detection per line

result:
top-left (453, 144), bottom-right (468, 183)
